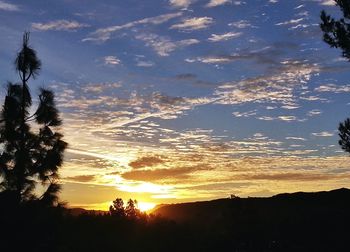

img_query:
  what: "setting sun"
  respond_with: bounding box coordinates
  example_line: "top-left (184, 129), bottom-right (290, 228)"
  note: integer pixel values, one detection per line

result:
top-left (137, 202), bottom-right (156, 212)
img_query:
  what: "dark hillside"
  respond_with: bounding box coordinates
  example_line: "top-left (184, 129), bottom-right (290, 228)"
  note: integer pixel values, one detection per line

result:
top-left (152, 188), bottom-right (350, 222)
top-left (149, 188), bottom-right (350, 251)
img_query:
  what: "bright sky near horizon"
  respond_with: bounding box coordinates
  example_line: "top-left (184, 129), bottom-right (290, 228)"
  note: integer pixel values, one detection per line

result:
top-left (1, 0), bottom-right (350, 210)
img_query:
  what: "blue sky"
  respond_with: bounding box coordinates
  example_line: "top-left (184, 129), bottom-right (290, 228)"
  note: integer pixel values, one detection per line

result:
top-left (1, 0), bottom-right (350, 209)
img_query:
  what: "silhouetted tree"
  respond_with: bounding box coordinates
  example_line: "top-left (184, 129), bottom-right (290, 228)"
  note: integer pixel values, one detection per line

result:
top-left (320, 1), bottom-right (350, 153)
top-left (110, 198), bottom-right (125, 217)
top-left (338, 118), bottom-right (350, 152)
top-left (0, 32), bottom-right (67, 206)
top-left (125, 199), bottom-right (140, 218)
top-left (320, 0), bottom-right (350, 59)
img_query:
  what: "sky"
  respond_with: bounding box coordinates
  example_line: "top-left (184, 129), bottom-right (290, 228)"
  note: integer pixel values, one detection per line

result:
top-left (1, 0), bottom-right (350, 210)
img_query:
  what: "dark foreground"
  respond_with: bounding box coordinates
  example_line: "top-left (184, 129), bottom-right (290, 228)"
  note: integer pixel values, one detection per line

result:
top-left (1, 188), bottom-right (349, 251)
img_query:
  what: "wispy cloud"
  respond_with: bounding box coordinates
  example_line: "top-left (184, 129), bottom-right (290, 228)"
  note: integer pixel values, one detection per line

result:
top-left (315, 84), bottom-right (350, 93)
top-left (232, 110), bottom-right (257, 118)
top-left (0, 1), bottom-right (19, 11)
top-left (103, 56), bottom-right (121, 65)
top-left (129, 156), bottom-right (165, 169)
top-left (81, 82), bottom-right (122, 93)
top-left (276, 18), bottom-right (304, 26)
top-left (32, 20), bottom-right (89, 31)
top-left (64, 175), bottom-right (96, 183)
top-left (185, 46), bottom-right (286, 64)
top-left (311, 131), bottom-right (334, 137)
top-left (214, 61), bottom-right (320, 108)
top-left (205, 0), bottom-right (231, 8)
top-left (311, 0), bottom-right (336, 6)
top-left (170, 17), bottom-right (214, 31)
top-left (135, 55), bottom-right (155, 67)
top-left (136, 61), bottom-right (155, 67)
top-left (307, 109), bottom-right (322, 117)
top-left (83, 12), bottom-right (182, 42)
top-left (169, 0), bottom-right (194, 9)
top-left (228, 20), bottom-right (253, 29)
top-left (286, 137), bottom-right (306, 141)
top-left (135, 33), bottom-right (199, 56)
top-left (233, 1), bottom-right (246, 5)
top-left (277, 115), bottom-right (299, 122)
top-left (320, 0), bottom-right (336, 5)
top-left (208, 32), bottom-right (242, 42)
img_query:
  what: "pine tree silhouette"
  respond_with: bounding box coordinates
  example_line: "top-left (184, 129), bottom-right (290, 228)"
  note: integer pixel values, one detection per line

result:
top-left (320, 1), bottom-right (350, 59)
top-left (110, 198), bottom-right (125, 217)
top-left (320, 0), bottom-right (350, 153)
top-left (0, 32), bottom-right (67, 206)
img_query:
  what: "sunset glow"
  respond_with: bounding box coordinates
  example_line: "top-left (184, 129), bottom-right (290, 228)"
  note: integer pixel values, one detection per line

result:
top-left (1, 0), bottom-right (350, 211)
top-left (138, 202), bottom-right (156, 212)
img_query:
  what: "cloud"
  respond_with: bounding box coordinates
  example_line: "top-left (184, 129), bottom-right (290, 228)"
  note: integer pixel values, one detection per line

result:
top-left (136, 60), bottom-right (154, 67)
top-left (0, 1), bottom-right (19, 11)
top-left (83, 12), bottom-right (182, 42)
top-left (311, 131), bottom-right (334, 137)
top-left (64, 175), bottom-right (96, 183)
top-left (82, 82), bottom-right (122, 93)
top-left (122, 166), bottom-right (203, 182)
top-left (32, 20), bottom-right (89, 31)
top-left (135, 33), bottom-right (199, 56)
top-left (189, 56), bottom-right (233, 63)
top-left (277, 116), bottom-right (298, 122)
top-left (228, 20), bottom-right (253, 29)
top-left (285, 137), bottom-right (306, 141)
top-left (129, 156), bottom-right (165, 169)
top-left (240, 172), bottom-right (339, 181)
top-left (312, 0), bottom-right (335, 6)
top-left (169, 0), bottom-right (194, 8)
top-left (214, 61), bottom-right (320, 107)
top-left (170, 17), bottom-right (214, 31)
top-left (232, 110), bottom-right (256, 118)
top-left (103, 56), bottom-right (121, 65)
top-left (320, 0), bottom-right (335, 5)
top-left (208, 32), bottom-right (242, 42)
top-left (233, 1), bottom-right (246, 5)
top-left (281, 105), bottom-right (299, 110)
top-left (315, 84), bottom-right (350, 93)
top-left (257, 116), bottom-right (305, 122)
top-left (185, 46), bottom-right (288, 64)
top-left (205, 0), bottom-right (231, 8)
top-left (276, 18), bottom-right (304, 26)
top-left (307, 109), bottom-right (322, 117)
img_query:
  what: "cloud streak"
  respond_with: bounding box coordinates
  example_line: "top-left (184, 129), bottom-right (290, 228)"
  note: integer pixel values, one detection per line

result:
top-left (32, 20), bottom-right (89, 31)
top-left (169, 0), bottom-right (194, 9)
top-left (135, 33), bottom-right (199, 56)
top-left (83, 12), bottom-right (182, 42)
top-left (0, 1), bottom-right (19, 11)
top-left (208, 32), bottom-right (242, 42)
top-left (170, 17), bottom-right (214, 31)
top-left (205, 0), bottom-right (231, 7)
